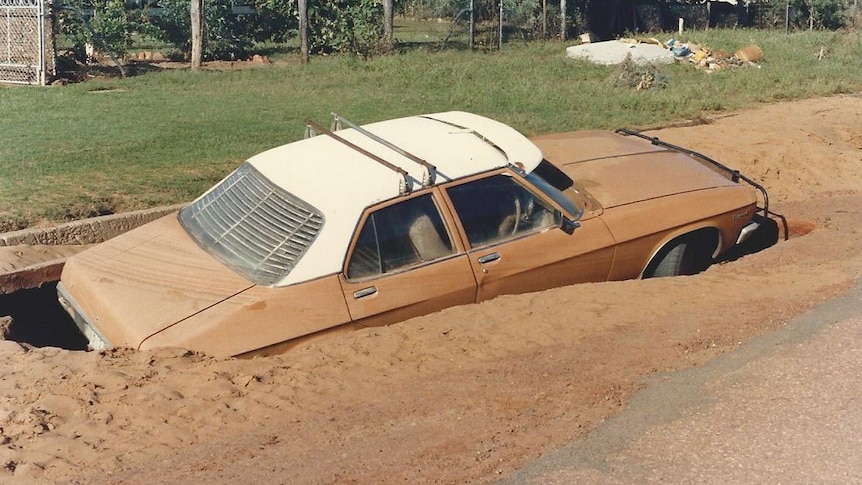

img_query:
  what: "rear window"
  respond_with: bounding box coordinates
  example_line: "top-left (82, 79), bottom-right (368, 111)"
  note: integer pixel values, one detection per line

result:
top-left (179, 163), bottom-right (325, 286)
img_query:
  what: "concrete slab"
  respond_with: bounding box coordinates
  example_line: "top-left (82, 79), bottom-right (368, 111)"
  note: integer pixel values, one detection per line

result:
top-left (0, 245), bottom-right (92, 294)
top-left (566, 40), bottom-right (675, 66)
top-left (0, 204), bottom-right (184, 294)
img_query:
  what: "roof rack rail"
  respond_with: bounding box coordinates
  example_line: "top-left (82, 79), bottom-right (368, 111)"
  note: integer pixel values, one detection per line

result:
top-left (418, 115), bottom-right (517, 173)
top-left (331, 113), bottom-right (438, 187)
top-left (305, 118), bottom-right (411, 196)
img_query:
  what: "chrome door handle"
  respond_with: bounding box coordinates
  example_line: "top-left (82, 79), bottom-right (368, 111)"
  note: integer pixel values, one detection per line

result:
top-left (478, 253), bottom-right (500, 264)
top-left (353, 286), bottom-right (378, 299)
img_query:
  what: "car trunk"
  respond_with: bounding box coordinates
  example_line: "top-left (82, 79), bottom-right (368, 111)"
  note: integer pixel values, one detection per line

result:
top-left (60, 214), bottom-right (254, 349)
top-left (532, 130), bottom-right (738, 208)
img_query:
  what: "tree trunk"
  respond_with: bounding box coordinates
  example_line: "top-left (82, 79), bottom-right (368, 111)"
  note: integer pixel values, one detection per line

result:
top-left (809, 2), bottom-right (814, 30)
top-left (299, 0), bottom-right (309, 63)
top-left (190, 0), bottom-right (203, 70)
top-left (560, 0), bottom-right (566, 41)
top-left (383, 0), bottom-right (394, 52)
top-left (542, 0), bottom-right (547, 38)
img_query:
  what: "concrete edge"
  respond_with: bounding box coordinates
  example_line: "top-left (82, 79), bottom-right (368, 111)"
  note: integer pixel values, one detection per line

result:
top-left (0, 204), bottom-right (185, 294)
top-left (0, 259), bottom-right (66, 295)
top-left (0, 204), bottom-right (185, 247)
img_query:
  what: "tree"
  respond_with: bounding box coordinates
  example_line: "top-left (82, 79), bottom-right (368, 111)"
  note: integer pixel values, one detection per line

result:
top-left (384, 0), bottom-right (394, 51)
top-left (560, 0), bottom-right (566, 40)
top-left (299, 0), bottom-right (309, 62)
top-left (191, 0), bottom-right (203, 70)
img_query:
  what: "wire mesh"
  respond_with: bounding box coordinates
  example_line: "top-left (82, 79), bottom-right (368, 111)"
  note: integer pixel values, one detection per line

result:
top-left (0, 0), bottom-right (51, 85)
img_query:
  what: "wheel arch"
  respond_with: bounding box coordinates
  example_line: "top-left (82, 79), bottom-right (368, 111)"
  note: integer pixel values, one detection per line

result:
top-left (640, 226), bottom-right (722, 279)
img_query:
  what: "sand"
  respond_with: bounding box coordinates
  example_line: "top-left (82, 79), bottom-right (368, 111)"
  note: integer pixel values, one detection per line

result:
top-left (1, 95), bottom-right (861, 484)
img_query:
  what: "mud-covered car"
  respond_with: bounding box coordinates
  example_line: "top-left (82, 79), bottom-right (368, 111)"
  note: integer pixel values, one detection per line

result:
top-left (58, 111), bottom-right (775, 357)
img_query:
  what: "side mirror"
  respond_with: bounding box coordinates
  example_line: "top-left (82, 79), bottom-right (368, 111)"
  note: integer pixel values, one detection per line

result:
top-left (561, 217), bottom-right (580, 235)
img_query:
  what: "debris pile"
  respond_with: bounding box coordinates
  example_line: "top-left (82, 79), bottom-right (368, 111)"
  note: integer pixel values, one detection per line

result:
top-left (666, 38), bottom-right (764, 72)
top-left (612, 53), bottom-right (668, 91)
top-left (568, 36), bottom-right (764, 73)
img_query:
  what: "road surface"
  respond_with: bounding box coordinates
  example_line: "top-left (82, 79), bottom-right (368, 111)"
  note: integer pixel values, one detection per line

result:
top-left (503, 279), bottom-right (862, 484)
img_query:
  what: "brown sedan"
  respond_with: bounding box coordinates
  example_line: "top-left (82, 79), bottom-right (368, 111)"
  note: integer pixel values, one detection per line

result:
top-left (58, 112), bottom-right (774, 357)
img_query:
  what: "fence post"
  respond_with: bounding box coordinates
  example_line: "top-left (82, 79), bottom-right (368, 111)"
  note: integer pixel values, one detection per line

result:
top-left (560, 0), bottom-right (566, 41)
top-left (190, 0), bottom-right (202, 70)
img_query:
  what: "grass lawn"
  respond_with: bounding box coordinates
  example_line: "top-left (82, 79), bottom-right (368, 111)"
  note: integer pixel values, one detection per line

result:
top-left (1, 27), bottom-right (860, 231)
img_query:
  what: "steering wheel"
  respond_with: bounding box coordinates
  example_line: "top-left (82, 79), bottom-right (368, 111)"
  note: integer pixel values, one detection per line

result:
top-left (510, 196), bottom-right (522, 236)
top-left (495, 196), bottom-right (521, 239)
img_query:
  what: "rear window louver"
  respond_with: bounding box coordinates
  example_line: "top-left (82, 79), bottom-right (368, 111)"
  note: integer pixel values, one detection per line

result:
top-left (179, 163), bottom-right (325, 286)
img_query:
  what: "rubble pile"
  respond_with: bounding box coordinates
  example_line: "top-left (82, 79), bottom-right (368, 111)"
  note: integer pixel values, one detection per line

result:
top-left (569, 36), bottom-right (765, 73)
top-left (666, 38), bottom-right (764, 72)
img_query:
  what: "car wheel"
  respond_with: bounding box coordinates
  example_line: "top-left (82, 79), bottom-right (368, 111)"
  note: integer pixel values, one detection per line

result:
top-left (648, 240), bottom-right (696, 278)
top-left (652, 242), bottom-right (691, 277)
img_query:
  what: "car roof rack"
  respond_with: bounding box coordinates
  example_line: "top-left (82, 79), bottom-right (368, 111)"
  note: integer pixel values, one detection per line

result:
top-left (331, 113), bottom-right (438, 187)
top-left (305, 118), bottom-right (411, 195)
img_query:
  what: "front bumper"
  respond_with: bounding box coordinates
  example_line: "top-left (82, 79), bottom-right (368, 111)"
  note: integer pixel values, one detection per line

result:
top-left (57, 282), bottom-right (111, 351)
top-left (735, 221), bottom-right (761, 245)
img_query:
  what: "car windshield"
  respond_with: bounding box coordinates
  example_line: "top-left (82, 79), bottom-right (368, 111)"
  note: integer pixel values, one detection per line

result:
top-left (525, 161), bottom-right (583, 220)
top-left (179, 162), bottom-right (325, 286)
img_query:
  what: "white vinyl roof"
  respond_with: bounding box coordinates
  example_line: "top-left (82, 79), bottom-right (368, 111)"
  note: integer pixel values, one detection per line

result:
top-left (243, 111), bottom-right (543, 286)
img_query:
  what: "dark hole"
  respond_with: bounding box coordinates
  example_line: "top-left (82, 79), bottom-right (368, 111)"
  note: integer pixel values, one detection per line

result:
top-left (0, 283), bottom-right (88, 350)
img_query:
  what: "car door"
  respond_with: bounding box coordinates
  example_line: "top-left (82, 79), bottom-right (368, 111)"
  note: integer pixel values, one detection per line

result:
top-left (442, 171), bottom-right (616, 302)
top-left (339, 190), bottom-right (478, 328)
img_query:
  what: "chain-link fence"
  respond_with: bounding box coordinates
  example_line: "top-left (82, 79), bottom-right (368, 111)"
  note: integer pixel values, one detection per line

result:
top-left (1, 0), bottom-right (54, 85)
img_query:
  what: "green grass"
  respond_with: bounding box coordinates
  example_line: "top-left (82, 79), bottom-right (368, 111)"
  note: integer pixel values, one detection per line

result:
top-left (2, 27), bottom-right (861, 230)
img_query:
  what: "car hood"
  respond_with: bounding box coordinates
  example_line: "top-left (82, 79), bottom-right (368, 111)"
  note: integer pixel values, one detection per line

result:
top-left (532, 130), bottom-right (737, 208)
top-left (60, 213), bottom-right (254, 349)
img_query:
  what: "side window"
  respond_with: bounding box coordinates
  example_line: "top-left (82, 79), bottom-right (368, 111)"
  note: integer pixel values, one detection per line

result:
top-left (346, 194), bottom-right (455, 280)
top-left (447, 174), bottom-right (558, 248)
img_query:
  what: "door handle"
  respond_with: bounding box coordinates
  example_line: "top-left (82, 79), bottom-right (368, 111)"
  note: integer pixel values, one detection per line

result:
top-left (478, 253), bottom-right (500, 264)
top-left (353, 286), bottom-right (378, 299)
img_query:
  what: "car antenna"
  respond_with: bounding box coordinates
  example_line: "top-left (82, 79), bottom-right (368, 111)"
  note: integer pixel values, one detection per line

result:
top-left (305, 118), bottom-right (411, 195)
top-left (331, 113), bottom-right (438, 188)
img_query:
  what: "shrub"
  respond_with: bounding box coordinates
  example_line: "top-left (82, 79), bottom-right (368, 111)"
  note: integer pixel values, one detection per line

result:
top-left (257, 0), bottom-right (386, 57)
top-left (765, 0), bottom-right (850, 30)
top-left (250, 0), bottom-right (298, 43)
top-left (58, 0), bottom-right (139, 61)
top-left (144, 0), bottom-right (256, 60)
top-left (316, 0), bottom-right (385, 57)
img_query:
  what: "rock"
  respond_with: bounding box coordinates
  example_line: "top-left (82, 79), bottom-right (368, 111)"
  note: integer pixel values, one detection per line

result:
top-left (251, 54), bottom-right (271, 64)
top-left (0, 316), bottom-right (11, 339)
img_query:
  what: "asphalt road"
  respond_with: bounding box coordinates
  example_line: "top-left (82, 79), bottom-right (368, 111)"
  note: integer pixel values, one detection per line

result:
top-left (501, 278), bottom-right (862, 484)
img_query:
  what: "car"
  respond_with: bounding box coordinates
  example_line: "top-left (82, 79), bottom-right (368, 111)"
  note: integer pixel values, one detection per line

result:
top-left (57, 111), bottom-right (776, 358)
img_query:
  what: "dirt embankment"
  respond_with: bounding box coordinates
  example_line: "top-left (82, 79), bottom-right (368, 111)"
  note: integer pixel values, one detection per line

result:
top-left (1, 95), bottom-right (861, 484)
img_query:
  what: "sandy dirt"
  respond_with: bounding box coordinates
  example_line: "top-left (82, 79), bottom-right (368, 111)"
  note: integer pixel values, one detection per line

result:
top-left (1, 95), bottom-right (861, 484)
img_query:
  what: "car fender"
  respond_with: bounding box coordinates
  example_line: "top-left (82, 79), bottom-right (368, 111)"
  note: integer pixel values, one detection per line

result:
top-left (139, 274), bottom-right (352, 357)
top-left (638, 224), bottom-right (723, 279)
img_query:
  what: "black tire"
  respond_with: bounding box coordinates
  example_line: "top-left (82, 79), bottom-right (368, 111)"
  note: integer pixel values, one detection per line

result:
top-left (739, 214), bottom-right (780, 254)
top-left (649, 241), bottom-right (693, 277)
top-left (715, 214), bottom-right (781, 264)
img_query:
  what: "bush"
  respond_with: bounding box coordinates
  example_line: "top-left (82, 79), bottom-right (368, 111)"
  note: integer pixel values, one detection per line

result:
top-left (58, 0), bottom-right (139, 61)
top-left (250, 0), bottom-right (298, 44)
top-left (144, 0), bottom-right (256, 60)
top-left (257, 0), bottom-right (386, 57)
top-left (313, 0), bottom-right (385, 57)
top-left (765, 0), bottom-right (850, 30)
